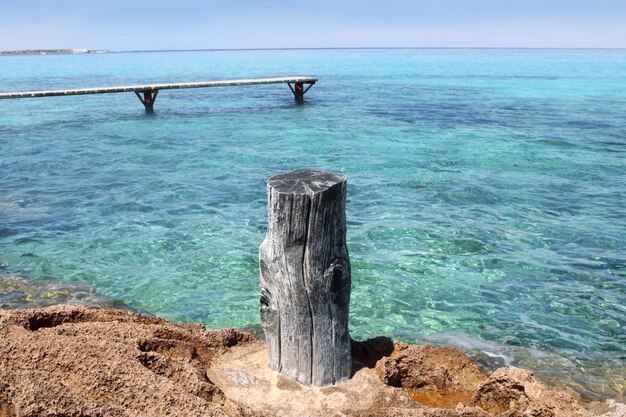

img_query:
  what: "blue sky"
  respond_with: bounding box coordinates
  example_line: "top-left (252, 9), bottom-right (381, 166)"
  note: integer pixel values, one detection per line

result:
top-left (1, 0), bottom-right (625, 50)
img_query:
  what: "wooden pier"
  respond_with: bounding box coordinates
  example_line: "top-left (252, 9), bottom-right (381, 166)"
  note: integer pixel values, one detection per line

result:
top-left (0, 76), bottom-right (318, 112)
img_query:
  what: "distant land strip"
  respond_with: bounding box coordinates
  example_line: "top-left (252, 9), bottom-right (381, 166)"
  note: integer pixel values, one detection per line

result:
top-left (1, 49), bottom-right (109, 55)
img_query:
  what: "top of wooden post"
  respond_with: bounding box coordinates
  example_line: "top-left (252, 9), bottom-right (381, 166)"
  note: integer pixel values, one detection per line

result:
top-left (268, 169), bottom-right (346, 195)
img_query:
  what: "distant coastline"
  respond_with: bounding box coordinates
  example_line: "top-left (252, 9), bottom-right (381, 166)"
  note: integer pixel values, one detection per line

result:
top-left (2, 47), bottom-right (625, 56)
top-left (0, 48), bottom-right (109, 55)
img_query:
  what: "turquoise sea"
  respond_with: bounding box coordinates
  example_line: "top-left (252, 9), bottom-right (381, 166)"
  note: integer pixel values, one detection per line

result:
top-left (0, 49), bottom-right (624, 400)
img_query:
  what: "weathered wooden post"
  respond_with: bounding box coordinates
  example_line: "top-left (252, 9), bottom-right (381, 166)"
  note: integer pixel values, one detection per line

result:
top-left (259, 169), bottom-right (351, 386)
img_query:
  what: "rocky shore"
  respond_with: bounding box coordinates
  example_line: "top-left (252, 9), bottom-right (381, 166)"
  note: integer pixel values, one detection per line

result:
top-left (0, 305), bottom-right (623, 417)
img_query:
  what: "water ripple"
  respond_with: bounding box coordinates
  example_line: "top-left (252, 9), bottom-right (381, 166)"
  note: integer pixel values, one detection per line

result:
top-left (1, 49), bottom-right (625, 400)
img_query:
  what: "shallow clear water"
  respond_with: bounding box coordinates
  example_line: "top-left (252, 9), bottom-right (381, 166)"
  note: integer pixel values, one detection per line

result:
top-left (1, 49), bottom-right (625, 399)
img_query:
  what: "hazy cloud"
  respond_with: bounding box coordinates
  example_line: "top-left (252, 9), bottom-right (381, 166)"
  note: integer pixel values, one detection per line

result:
top-left (1, 0), bottom-right (625, 50)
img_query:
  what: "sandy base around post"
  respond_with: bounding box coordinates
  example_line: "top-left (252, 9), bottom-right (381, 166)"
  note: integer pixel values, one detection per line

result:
top-left (0, 306), bottom-right (624, 417)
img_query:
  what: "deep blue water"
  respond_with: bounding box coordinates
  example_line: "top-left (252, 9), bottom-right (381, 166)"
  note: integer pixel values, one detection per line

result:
top-left (0, 49), bottom-right (625, 399)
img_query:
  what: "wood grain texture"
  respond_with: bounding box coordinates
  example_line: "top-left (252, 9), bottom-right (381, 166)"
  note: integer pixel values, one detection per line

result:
top-left (259, 169), bottom-right (351, 386)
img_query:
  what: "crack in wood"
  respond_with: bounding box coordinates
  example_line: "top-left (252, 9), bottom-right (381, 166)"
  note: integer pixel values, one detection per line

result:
top-left (301, 197), bottom-right (314, 384)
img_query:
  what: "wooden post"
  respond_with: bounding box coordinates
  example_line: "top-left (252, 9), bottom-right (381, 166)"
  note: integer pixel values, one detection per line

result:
top-left (135, 89), bottom-right (158, 113)
top-left (259, 169), bottom-right (351, 386)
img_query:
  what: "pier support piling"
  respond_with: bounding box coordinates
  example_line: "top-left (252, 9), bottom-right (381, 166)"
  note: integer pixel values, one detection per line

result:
top-left (259, 169), bottom-right (351, 386)
top-left (288, 81), bottom-right (315, 102)
top-left (294, 82), bottom-right (305, 102)
top-left (135, 89), bottom-right (158, 113)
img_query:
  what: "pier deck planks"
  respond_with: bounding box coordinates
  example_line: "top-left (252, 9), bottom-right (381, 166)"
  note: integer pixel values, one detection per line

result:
top-left (0, 76), bottom-right (318, 99)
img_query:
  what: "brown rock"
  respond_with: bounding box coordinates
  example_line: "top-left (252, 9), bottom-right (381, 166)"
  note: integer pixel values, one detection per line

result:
top-left (0, 306), bottom-right (622, 417)
top-left (0, 305), bottom-right (254, 417)
top-left (472, 368), bottom-right (594, 417)
top-left (375, 343), bottom-right (487, 410)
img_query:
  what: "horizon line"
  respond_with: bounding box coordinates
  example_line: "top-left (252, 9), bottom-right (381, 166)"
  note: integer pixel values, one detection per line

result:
top-left (108, 46), bottom-right (626, 53)
top-left (3, 46), bottom-right (626, 55)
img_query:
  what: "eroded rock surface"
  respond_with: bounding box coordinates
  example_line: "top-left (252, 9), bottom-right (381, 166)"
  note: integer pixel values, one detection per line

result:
top-left (0, 306), bottom-right (623, 417)
top-left (0, 306), bottom-right (254, 417)
top-left (375, 342), bottom-right (487, 410)
top-left (471, 367), bottom-right (621, 417)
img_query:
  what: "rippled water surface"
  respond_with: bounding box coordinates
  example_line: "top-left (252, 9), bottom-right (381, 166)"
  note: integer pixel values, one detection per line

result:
top-left (1, 49), bottom-right (625, 399)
